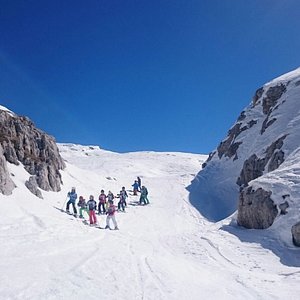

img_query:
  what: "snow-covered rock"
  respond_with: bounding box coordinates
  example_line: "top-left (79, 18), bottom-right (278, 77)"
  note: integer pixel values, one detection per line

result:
top-left (0, 105), bottom-right (65, 196)
top-left (292, 221), bottom-right (300, 246)
top-left (189, 67), bottom-right (300, 242)
top-left (0, 144), bottom-right (15, 194)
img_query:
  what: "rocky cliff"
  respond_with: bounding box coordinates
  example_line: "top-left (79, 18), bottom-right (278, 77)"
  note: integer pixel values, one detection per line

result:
top-left (188, 67), bottom-right (300, 245)
top-left (0, 106), bottom-right (65, 197)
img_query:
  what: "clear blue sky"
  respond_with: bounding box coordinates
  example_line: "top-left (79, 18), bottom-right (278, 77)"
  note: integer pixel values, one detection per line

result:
top-left (1, 0), bottom-right (300, 153)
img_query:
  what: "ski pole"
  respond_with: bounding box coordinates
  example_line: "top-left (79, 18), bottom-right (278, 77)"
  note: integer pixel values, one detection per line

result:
top-left (61, 196), bottom-right (69, 211)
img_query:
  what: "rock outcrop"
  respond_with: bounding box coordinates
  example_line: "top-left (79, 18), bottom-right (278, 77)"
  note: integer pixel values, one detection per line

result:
top-left (237, 187), bottom-right (278, 229)
top-left (188, 66), bottom-right (300, 241)
top-left (291, 222), bottom-right (300, 247)
top-left (0, 144), bottom-right (16, 195)
top-left (25, 176), bottom-right (43, 199)
top-left (0, 107), bottom-right (65, 196)
top-left (237, 135), bottom-right (287, 187)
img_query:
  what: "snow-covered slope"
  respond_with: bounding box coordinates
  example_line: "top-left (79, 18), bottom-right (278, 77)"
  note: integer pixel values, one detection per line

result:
top-left (1, 143), bottom-right (300, 299)
top-left (189, 67), bottom-right (300, 226)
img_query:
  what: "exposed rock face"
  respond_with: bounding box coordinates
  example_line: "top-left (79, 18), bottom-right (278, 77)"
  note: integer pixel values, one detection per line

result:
top-left (0, 108), bottom-right (65, 196)
top-left (262, 84), bottom-right (286, 115)
top-left (237, 135), bottom-right (287, 187)
top-left (252, 87), bottom-right (264, 107)
top-left (237, 187), bottom-right (278, 229)
top-left (25, 176), bottom-right (43, 199)
top-left (0, 144), bottom-right (16, 195)
top-left (291, 222), bottom-right (300, 247)
top-left (236, 154), bottom-right (264, 187)
top-left (217, 121), bottom-right (257, 160)
top-left (188, 67), bottom-right (300, 231)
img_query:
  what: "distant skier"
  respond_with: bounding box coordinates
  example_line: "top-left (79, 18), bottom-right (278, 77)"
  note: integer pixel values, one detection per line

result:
top-left (98, 190), bottom-right (107, 214)
top-left (77, 196), bottom-right (88, 218)
top-left (87, 195), bottom-right (97, 225)
top-left (137, 177), bottom-right (142, 190)
top-left (139, 186), bottom-right (149, 205)
top-left (106, 202), bottom-right (119, 230)
top-left (66, 187), bottom-right (78, 216)
top-left (132, 180), bottom-right (139, 195)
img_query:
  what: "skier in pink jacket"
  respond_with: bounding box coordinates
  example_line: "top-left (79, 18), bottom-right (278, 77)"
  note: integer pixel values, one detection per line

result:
top-left (105, 202), bottom-right (119, 230)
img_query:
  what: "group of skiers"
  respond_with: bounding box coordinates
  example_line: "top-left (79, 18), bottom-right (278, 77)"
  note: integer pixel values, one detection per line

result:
top-left (65, 177), bottom-right (149, 230)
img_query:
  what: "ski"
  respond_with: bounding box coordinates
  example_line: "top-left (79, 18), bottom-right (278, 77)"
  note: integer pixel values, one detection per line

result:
top-left (82, 220), bottom-right (105, 229)
top-left (60, 209), bottom-right (78, 218)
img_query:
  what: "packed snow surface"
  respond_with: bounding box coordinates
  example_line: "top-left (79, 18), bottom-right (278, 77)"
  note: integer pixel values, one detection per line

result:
top-left (1, 144), bottom-right (300, 300)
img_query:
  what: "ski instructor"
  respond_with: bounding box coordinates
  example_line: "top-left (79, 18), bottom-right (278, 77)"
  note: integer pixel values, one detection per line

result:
top-left (66, 187), bottom-right (78, 216)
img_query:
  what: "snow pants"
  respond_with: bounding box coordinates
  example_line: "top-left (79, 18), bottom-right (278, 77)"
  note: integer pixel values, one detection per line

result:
top-left (106, 215), bottom-right (118, 229)
top-left (66, 200), bottom-right (77, 214)
top-left (139, 195), bottom-right (149, 205)
top-left (118, 200), bottom-right (125, 211)
top-left (98, 202), bottom-right (106, 214)
top-left (79, 207), bottom-right (88, 217)
top-left (89, 210), bottom-right (97, 225)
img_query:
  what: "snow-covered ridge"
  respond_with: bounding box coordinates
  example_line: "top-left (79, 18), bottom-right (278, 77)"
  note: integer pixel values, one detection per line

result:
top-left (189, 66), bottom-right (300, 245)
top-left (266, 66), bottom-right (300, 86)
top-left (58, 143), bottom-right (207, 178)
top-left (0, 104), bottom-right (15, 117)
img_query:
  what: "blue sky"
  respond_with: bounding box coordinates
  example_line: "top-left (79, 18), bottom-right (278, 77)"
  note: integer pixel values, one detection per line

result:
top-left (1, 0), bottom-right (300, 153)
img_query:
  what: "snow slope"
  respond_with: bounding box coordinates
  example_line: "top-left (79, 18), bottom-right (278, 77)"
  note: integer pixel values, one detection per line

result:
top-left (1, 143), bottom-right (300, 300)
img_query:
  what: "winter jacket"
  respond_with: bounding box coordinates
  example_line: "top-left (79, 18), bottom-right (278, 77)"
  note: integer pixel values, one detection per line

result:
top-left (99, 193), bottom-right (107, 204)
top-left (87, 199), bottom-right (97, 211)
top-left (132, 182), bottom-right (139, 190)
top-left (141, 187), bottom-right (148, 197)
top-left (107, 205), bottom-right (116, 216)
top-left (68, 191), bottom-right (77, 203)
top-left (107, 193), bottom-right (114, 202)
top-left (77, 199), bottom-right (87, 208)
top-left (120, 190), bottom-right (128, 201)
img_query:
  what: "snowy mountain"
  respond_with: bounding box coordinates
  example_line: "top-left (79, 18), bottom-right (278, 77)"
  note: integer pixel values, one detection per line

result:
top-left (189, 67), bottom-right (300, 245)
top-left (1, 105), bottom-right (300, 299)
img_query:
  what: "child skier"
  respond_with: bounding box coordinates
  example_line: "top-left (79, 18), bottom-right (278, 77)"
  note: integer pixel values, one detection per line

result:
top-left (66, 187), bottom-right (78, 216)
top-left (98, 190), bottom-right (107, 214)
top-left (77, 196), bottom-right (88, 218)
top-left (106, 202), bottom-right (118, 230)
top-left (137, 177), bottom-right (142, 190)
top-left (107, 191), bottom-right (114, 205)
top-left (117, 189), bottom-right (126, 212)
top-left (132, 180), bottom-right (139, 195)
top-left (87, 195), bottom-right (97, 225)
top-left (139, 186), bottom-right (149, 205)
top-left (120, 186), bottom-right (128, 207)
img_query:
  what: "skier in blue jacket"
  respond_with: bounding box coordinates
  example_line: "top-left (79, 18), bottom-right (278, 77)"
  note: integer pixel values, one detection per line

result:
top-left (132, 180), bottom-right (139, 195)
top-left (66, 187), bottom-right (78, 216)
